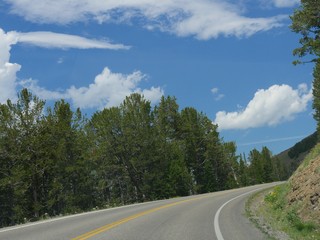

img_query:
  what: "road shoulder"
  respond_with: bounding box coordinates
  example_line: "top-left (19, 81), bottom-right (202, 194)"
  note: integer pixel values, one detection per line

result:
top-left (246, 187), bottom-right (289, 240)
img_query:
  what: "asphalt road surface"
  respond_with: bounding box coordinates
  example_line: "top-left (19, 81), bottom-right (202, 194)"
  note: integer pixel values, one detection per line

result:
top-left (0, 182), bottom-right (281, 240)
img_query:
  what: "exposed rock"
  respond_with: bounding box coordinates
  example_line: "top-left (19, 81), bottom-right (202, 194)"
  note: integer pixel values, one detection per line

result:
top-left (287, 155), bottom-right (320, 225)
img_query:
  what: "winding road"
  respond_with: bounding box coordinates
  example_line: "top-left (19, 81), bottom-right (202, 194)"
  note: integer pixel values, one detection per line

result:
top-left (0, 182), bottom-right (281, 240)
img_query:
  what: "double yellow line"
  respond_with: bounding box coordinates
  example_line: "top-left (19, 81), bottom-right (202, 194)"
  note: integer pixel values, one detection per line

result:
top-left (72, 196), bottom-right (207, 240)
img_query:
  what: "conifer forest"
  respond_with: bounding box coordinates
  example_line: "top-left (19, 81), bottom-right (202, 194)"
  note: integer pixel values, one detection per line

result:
top-left (0, 89), bottom-right (288, 227)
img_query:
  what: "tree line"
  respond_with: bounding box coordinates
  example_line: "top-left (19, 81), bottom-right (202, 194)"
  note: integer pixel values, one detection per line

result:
top-left (0, 89), bottom-right (288, 227)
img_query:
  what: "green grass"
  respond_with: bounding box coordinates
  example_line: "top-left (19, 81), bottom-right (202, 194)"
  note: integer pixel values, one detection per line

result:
top-left (248, 183), bottom-right (320, 240)
top-left (297, 143), bottom-right (320, 173)
top-left (246, 144), bottom-right (320, 239)
top-left (245, 189), bottom-right (277, 240)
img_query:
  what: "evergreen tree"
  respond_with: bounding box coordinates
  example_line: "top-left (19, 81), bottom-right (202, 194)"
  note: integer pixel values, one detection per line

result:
top-left (203, 127), bottom-right (226, 192)
top-left (0, 90), bottom-right (294, 228)
top-left (248, 149), bottom-right (263, 184)
top-left (291, 0), bottom-right (320, 135)
top-left (152, 96), bottom-right (181, 198)
top-left (168, 143), bottom-right (192, 196)
top-left (120, 94), bottom-right (155, 201)
top-left (90, 106), bottom-right (130, 205)
top-left (0, 89), bottom-right (46, 221)
top-left (179, 108), bottom-right (214, 193)
top-left (0, 103), bottom-right (18, 226)
top-left (261, 147), bottom-right (273, 183)
top-left (238, 154), bottom-right (249, 186)
top-left (313, 62), bottom-right (320, 135)
top-left (44, 100), bottom-right (91, 215)
top-left (223, 142), bottom-right (240, 188)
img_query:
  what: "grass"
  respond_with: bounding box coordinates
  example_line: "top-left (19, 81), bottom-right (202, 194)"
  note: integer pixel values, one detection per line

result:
top-left (247, 183), bottom-right (320, 240)
top-left (297, 143), bottom-right (320, 172)
top-left (245, 189), bottom-right (277, 240)
top-left (247, 143), bottom-right (320, 239)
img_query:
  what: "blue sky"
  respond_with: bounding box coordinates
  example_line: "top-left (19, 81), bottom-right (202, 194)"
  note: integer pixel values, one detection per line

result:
top-left (0, 0), bottom-right (315, 156)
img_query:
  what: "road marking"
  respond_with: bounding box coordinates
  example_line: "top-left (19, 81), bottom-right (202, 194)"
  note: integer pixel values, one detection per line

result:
top-left (213, 185), bottom-right (277, 240)
top-left (0, 198), bottom-right (169, 234)
top-left (214, 188), bottom-right (260, 240)
top-left (72, 196), bottom-right (207, 240)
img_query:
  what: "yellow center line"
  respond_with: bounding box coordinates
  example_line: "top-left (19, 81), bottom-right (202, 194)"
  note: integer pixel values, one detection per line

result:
top-left (72, 195), bottom-right (208, 240)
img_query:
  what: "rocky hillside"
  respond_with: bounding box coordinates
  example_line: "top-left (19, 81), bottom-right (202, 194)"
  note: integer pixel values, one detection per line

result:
top-left (287, 144), bottom-right (320, 225)
top-left (247, 142), bottom-right (320, 239)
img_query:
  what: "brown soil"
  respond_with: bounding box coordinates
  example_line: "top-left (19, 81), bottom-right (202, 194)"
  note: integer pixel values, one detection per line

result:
top-left (287, 155), bottom-right (320, 225)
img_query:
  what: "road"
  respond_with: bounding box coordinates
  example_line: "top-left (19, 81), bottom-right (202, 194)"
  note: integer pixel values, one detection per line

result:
top-left (0, 182), bottom-right (281, 240)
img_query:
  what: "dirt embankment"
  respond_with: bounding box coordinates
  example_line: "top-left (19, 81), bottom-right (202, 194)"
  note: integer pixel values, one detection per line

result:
top-left (287, 155), bottom-right (320, 225)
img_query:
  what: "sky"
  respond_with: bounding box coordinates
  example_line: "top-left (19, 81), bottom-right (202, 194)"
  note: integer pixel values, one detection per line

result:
top-left (0, 0), bottom-right (316, 156)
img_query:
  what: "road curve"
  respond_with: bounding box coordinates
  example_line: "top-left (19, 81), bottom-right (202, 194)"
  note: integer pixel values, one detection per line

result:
top-left (0, 182), bottom-right (282, 240)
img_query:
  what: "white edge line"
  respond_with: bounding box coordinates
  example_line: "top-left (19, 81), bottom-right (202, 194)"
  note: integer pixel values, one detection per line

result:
top-left (0, 198), bottom-right (170, 233)
top-left (213, 183), bottom-right (280, 240)
top-left (0, 183), bottom-right (281, 235)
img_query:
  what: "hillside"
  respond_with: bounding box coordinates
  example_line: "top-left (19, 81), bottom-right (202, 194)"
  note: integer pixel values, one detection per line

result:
top-left (247, 143), bottom-right (320, 239)
top-left (287, 144), bottom-right (320, 225)
top-left (275, 132), bottom-right (317, 175)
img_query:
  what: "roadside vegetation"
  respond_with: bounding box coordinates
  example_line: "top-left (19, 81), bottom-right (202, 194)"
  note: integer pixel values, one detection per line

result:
top-left (247, 1), bottom-right (320, 239)
top-left (247, 144), bottom-right (320, 240)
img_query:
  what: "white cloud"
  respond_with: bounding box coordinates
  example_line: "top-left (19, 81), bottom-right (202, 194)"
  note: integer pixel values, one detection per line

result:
top-left (211, 88), bottom-right (219, 94)
top-left (0, 28), bottom-right (128, 103)
top-left (0, 29), bottom-right (20, 103)
top-left (214, 84), bottom-right (313, 130)
top-left (66, 67), bottom-right (163, 108)
top-left (14, 31), bottom-right (130, 50)
top-left (140, 87), bottom-right (164, 105)
top-left (271, 0), bottom-right (300, 8)
top-left (22, 67), bottom-right (164, 109)
top-left (5, 0), bottom-right (287, 39)
top-left (19, 79), bottom-right (68, 100)
top-left (211, 87), bottom-right (224, 101)
top-left (0, 27), bottom-right (161, 108)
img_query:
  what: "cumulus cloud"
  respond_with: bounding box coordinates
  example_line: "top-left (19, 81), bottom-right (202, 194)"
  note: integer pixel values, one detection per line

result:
top-left (0, 28), bottom-right (128, 103)
top-left (214, 84), bottom-right (313, 130)
top-left (0, 28), bottom-right (161, 108)
top-left (21, 67), bottom-right (164, 109)
top-left (19, 79), bottom-right (68, 100)
top-left (140, 87), bottom-right (164, 105)
top-left (0, 29), bottom-right (20, 103)
top-left (5, 0), bottom-right (287, 39)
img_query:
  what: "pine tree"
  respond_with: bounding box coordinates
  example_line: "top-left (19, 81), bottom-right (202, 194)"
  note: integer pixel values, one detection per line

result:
top-left (248, 149), bottom-right (263, 184)
top-left (152, 96), bottom-right (181, 198)
top-left (291, 0), bottom-right (320, 136)
top-left (313, 62), bottom-right (320, 135)
top-left (261, 147), bottom-right (273, 183)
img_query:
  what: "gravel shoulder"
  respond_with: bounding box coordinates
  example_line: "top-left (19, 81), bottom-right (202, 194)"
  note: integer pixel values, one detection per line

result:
top-left (246, 187), bottom-right (289, 240)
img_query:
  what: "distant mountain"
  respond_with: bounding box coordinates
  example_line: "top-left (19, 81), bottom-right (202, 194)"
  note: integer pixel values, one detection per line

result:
top-left (275, 132), bottom-right (318, 175)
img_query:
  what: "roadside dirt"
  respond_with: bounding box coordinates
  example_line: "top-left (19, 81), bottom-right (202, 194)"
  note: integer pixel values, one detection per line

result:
top-left (287, 156), bottom-right (320, 225)
top-left (247, 189), bottom-right (289, 240)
